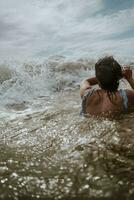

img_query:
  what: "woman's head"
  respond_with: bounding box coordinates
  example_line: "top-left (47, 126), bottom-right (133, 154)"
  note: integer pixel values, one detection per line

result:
top-left (95, 56), bottom-right (122, 92)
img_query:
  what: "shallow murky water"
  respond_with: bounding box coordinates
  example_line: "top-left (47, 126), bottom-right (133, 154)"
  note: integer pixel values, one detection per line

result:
top-left (0, 89), bottom-right (134, 200)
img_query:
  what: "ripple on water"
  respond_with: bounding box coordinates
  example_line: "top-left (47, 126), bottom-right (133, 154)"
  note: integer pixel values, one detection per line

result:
top-left (0, 91), bottom-right (134, 199)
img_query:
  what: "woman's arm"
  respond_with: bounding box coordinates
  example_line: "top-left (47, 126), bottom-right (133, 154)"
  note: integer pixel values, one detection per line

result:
top-left (126, 78), bottom-right (134, 90)
top-left (122, 66), bottom-right (134, 89)
top-left (80, 77), bottom-right (98, 97)
top-left (122, 67), bottom-right (134, 105)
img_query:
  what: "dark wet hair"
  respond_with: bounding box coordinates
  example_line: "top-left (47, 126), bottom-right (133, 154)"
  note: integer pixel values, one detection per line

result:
top-left (95, 56), bottom-right (122, 92)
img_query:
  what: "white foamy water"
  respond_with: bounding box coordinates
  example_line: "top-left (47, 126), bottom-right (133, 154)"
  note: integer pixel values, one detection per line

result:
top-left (0, 57), bottom-right (95, 115)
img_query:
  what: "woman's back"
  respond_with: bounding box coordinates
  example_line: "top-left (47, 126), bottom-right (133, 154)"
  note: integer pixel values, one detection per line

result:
top-left (82, 89), bottom-right (127, 116)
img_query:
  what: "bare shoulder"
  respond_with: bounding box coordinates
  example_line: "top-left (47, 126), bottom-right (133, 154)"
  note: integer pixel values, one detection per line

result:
top-left (126, 89), bottom-right (134, 105)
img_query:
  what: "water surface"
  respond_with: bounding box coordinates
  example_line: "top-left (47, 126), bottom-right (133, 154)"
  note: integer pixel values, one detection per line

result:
top-left (0, 58), bottom-right (134, 200)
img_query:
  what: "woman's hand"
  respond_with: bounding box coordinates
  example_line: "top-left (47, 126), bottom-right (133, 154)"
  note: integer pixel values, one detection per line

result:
top-left (122, 66), bottom-right (133, 81)
top-left (122, 66), bottom-right (134, 89)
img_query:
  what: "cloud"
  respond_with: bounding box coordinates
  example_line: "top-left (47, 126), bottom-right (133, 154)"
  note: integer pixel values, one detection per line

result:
top-left (0, 0), bottom-right (134, 60)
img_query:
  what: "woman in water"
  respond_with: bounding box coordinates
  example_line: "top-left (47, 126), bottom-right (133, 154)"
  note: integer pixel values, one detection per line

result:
top-left (80, 56), bottom-right (134, 116)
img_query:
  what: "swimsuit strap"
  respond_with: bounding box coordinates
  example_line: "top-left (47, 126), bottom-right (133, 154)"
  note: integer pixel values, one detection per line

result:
top-left (80, 89), bottom-right (94, 116)
top-left (119, 89), bottom-right (128, 110)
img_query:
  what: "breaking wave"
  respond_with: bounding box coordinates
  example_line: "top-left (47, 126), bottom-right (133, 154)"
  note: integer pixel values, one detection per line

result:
top-left (0, 57), bottom-right (95, 107)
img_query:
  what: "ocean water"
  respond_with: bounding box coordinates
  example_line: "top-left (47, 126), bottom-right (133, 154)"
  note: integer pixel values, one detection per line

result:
top-left (0, 57), bottom-right (134, 200)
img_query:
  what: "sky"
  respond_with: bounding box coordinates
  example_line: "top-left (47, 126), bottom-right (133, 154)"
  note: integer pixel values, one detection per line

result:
top-left (0, 0), bottom-right (134, 61)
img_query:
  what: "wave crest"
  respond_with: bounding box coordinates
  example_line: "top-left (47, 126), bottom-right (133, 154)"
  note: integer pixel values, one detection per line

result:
top-left (0, 58), bottom-right (95, 106)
